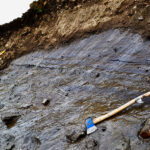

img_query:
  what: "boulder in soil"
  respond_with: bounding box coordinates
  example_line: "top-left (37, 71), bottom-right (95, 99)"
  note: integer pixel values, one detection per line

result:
top-left (65, 125), bottom-right (86, 143)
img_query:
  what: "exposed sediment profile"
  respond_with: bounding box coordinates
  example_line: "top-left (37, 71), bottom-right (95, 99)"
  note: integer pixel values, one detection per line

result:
top-left (0, 0), bottom-right (150, 70)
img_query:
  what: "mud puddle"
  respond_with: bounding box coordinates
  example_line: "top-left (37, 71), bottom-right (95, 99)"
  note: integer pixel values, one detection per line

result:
top-left (0, 29), bottom-right (150, 149)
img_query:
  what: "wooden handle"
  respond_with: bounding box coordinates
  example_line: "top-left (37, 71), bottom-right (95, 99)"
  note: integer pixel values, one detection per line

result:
top-left (93, 91), bottom-right (150, 124)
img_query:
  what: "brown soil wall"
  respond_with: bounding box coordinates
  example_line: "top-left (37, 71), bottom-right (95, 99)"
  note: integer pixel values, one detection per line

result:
top-left (0, 0), bottom-right (150, 70)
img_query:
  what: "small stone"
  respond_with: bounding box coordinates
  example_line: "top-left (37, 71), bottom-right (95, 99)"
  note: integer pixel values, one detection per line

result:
top-left (21, 103), bottom-right (33, 109)
top-left (138, 16), bottom-right (144, 21)
top-left (42, 99), bottom-right (50, 106)
top-left (66, 125), bottom-right (86, 143)
top-left (139, 118), bottom-right (150, 139)
top-left (133, 5), bottom-right (137, 10)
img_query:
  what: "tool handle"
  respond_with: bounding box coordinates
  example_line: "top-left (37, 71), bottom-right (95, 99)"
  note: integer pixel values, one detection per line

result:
top-left (93, 91), bottom-right (150, 124)
top-left (93, 99), bottom-right (136, 124)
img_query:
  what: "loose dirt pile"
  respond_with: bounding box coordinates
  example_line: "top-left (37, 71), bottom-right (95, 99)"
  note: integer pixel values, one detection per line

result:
top-left (0, 0), bottom-right (150, 69)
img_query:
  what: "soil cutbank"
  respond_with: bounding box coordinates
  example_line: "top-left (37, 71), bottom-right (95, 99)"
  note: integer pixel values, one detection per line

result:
top-left (0, 0), bottom-right (150, 70)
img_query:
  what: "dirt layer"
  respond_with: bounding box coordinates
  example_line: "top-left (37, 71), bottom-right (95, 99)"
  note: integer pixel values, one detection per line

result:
top-left (0, 0), bottom-right (150, 70)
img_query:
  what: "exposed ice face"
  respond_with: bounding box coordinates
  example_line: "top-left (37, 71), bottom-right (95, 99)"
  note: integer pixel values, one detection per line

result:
top-left (0, 0), bottom-right (36, 25)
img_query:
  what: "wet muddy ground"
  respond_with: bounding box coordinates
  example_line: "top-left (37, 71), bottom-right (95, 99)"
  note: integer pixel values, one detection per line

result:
top-left (0, 29), bottom-right (150, 149)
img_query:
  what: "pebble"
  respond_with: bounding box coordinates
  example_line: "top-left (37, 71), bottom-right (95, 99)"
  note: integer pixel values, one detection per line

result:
top-left (42, 99), bottom-right (50, 106)
top-left (138, 16), bottom-right (144, 21)
top-left (21, 103), bottom-right (33, 109)
top-left (66, 125), bottom-right (86, 143)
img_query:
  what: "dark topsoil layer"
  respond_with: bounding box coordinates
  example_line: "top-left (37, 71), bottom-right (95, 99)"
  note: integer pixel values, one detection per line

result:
top-left (0, 0), bottom-right (150, 70)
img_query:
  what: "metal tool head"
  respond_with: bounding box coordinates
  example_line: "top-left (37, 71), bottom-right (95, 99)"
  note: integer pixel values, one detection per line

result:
top-left (86, 118), bottom-right (97, 135)
top-left (136, 98), bottom-right (144, 104)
